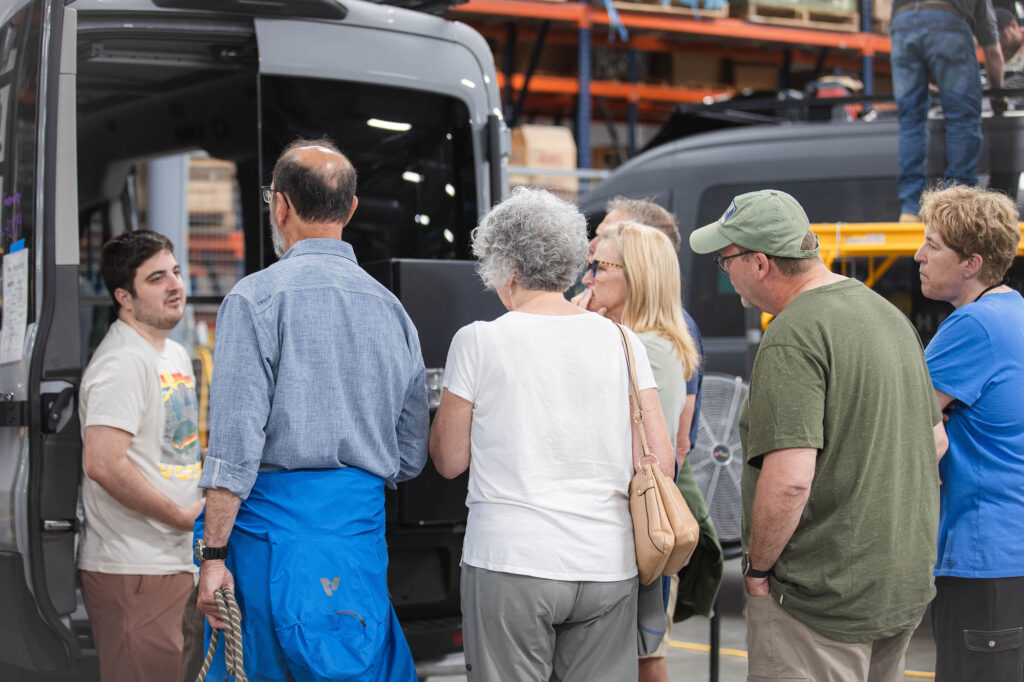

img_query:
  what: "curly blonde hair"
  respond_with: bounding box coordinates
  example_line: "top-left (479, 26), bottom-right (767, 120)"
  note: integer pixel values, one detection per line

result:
top-left (919, 186), bottom-right (1021, 285)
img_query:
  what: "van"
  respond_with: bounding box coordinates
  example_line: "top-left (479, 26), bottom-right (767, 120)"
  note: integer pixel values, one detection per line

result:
top-left (0, 0), bottom-right (506, 675)
top-left (578, 114), bottom-right (1024, 377)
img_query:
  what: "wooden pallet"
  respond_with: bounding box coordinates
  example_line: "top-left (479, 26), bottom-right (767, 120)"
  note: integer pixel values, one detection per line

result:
top-left (731, 1), bottom-right (859, 31)
top-left (611, 0), bottom-right (729, 19)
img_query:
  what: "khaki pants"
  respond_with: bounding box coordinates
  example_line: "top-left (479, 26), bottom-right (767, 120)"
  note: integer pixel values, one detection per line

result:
top-left (80, 570), bottom-right (195, 682)
top-left (745, 594), bottom-right (917, 682)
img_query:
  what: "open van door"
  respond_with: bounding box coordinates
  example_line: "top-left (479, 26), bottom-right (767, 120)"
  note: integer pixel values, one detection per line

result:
top-left (0, 0), bottom-right (84, 674)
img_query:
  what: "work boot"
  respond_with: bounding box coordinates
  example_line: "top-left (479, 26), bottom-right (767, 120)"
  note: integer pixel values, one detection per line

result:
top-left (899, 212), bottom-right (921, 223)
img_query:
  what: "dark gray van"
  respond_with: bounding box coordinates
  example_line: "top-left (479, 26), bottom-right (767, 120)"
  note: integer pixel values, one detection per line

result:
top-left (578, 115), bottom-right (1024, 377)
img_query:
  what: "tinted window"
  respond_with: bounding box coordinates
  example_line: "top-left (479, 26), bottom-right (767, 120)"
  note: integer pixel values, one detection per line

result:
top-left (261, 77), bottom-right (477, 264)
top-left (0, 3), bottom-right (41, 322)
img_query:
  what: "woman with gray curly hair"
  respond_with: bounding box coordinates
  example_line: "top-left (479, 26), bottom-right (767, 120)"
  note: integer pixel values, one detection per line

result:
top-left (429, 188), bottom-right (675, 682)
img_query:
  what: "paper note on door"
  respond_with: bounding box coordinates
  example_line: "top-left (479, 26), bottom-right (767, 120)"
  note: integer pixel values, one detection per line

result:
top-left (0, 248), bottom-right (28, 364)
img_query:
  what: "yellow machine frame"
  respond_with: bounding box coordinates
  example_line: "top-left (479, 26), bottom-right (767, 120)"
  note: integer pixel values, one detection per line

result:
top-left (759, 222), bottom-right (1024, 329)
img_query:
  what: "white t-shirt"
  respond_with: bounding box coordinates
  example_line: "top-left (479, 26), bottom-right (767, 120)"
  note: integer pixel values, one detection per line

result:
top-left (77, 320), bottom-right (202, 574)
top-left (443, 311), bottom-right (656, 582)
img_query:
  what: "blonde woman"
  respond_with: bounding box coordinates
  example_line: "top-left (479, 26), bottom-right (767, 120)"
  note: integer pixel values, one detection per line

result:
top-left (582, 221), bottom-right (700, 448)
top-left (579, 221), bottom-right (702, 682)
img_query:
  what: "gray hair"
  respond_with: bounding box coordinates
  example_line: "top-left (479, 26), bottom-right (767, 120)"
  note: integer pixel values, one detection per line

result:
top-left (472, 187), bottom-right (589, 292)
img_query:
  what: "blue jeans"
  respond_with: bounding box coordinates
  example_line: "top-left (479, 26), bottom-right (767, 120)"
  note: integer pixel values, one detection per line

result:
top-left (891, 8), bottom-right (983, 215)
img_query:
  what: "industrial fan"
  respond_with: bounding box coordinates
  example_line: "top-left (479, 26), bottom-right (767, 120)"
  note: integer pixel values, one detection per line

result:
top-left (689, 372), bottom-right (748, 546)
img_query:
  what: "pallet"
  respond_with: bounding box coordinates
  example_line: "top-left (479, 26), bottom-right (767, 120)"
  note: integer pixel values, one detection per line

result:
top-left (611, 0), bottom-right (729, 19)
top-left (730, 1), bottom-right (858, 31)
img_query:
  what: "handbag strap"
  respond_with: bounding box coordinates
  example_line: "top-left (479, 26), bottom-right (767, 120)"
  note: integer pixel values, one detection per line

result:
top-left (616, 324), bottom-right (656, 466)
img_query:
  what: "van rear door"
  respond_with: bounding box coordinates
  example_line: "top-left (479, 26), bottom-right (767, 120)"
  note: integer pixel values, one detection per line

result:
top-left (0, 0), bottom-right (83, 674)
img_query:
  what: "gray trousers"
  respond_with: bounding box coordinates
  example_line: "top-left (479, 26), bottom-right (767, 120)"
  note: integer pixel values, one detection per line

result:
top-left (461, 565), bottom-right (639, 682)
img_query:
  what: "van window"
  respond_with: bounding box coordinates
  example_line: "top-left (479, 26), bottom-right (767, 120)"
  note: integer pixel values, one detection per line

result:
top-left (261, 77), bottom-right (477, 263)
top-left (0, 3), bottom-right (42, 321)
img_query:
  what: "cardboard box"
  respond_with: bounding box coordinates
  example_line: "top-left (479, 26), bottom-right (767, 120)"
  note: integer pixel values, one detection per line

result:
top-left (509, 125), bottom-right (579, 195)
top-left (671, 53), bottom-right (725, 86)
top-left (732, 62), bottom-right (779, 91)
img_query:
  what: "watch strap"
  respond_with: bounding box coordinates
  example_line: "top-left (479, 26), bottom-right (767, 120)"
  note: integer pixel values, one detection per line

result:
top-left (742, 552), bottom-right (771, 579)
top-left (201, 544), bottom-right (229, 561)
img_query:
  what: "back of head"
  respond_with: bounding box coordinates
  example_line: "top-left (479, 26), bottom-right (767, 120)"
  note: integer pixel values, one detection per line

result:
top-left (919, 185), bottom-right (1021, 285)
top-left (272, 138), bottom-right (357, 224)
top-left (101, 230), bottom-right (174, 308)
top-left (616, 222), bottom-right (700, 377)
top-left (472, 187), bottom-right (588, 292)
top-left (605, 196), bottom-right (681, 252)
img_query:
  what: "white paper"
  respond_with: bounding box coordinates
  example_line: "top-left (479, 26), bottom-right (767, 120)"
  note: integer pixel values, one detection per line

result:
top-left (0, 248), bottom-right (28, 364)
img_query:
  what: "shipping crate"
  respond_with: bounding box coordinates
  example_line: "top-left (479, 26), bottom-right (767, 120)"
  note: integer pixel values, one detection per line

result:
top-left (730, 0), bottom-right (858, 31)
top-left (509, 125), bottom-right (579, 195)
top-left (608, 0), bottom-right (729, 19)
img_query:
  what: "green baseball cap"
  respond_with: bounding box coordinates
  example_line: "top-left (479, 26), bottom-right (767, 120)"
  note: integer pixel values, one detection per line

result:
top-left (689, 189), bottom-right (819, 259)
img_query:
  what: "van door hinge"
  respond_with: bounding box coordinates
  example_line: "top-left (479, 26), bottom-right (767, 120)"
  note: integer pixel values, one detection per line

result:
top-left (42, 520), bottom-right (75, 532)
top-left (0, 394), bottom-right (27, 427)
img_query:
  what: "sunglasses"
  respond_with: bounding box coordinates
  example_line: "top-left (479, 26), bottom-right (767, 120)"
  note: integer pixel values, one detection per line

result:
top-left (583, 259), bottom-right (624, 279)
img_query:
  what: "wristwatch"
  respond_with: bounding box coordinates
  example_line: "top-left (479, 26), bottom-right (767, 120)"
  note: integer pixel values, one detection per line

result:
top-left (193, 538), bottom-right (228, 563)
top-left (742, 552), bottom-right (771, 579)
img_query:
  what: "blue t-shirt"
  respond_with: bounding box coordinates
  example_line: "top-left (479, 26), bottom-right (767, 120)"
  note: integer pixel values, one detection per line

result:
top-left (682, 308), bottom-right (705, 448)
top-left (925, 290), bottom-right (1024, 578)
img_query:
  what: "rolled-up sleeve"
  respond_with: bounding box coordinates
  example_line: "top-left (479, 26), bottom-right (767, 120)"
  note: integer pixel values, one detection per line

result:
top-left (395, 324), bottom-right (428, 484)
top-left (199, 293), bottom-right (274, 499)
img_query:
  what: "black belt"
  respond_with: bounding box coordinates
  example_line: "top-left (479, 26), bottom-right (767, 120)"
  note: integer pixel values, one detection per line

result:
top-left (892, 1), bottom-right (960, 17)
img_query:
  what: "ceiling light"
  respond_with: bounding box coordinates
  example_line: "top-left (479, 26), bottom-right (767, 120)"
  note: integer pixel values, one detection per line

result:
top-left (403, 171), bottom-right (423, 183)
top-left (368, 118), bottom-right (411, 132)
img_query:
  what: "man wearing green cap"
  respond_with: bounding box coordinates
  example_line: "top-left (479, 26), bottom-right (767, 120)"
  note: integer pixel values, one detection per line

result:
top-left (690, 189), bottom-right (947, 681)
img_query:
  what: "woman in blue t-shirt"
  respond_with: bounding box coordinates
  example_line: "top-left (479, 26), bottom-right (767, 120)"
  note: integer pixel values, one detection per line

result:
top-left (915, 185), bottom-right (1024, 682)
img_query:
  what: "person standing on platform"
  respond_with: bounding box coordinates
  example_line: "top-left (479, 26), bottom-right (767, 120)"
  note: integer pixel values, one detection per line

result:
top-left (890, 0), bottom-right (1004, 221)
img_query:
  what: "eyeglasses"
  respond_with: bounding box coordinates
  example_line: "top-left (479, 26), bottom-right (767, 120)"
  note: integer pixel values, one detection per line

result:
top-left (260, 185), bottom-right (291, 209)
top-left (714, 250), bottom-right (755, 274)
top-left (583, 259), bottom-right (624, 279)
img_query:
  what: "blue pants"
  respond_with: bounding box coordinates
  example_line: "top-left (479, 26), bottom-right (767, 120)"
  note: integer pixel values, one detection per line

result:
top-left (891, 8), bottom-right (983, 215)
top-left (197, 468), bottom-right (416, 681)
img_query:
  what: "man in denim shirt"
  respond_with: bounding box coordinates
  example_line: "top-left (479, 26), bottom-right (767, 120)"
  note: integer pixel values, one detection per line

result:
top-left (195, 139), bottom-right (428, 680)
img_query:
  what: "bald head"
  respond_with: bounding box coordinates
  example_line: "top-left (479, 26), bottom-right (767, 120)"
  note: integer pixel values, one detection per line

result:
top-left (272, 138), bottom-right (357, 225)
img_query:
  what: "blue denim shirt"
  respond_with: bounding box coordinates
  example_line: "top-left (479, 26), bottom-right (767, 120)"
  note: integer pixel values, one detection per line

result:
top-left (199, 239), bottom-right (428, 499)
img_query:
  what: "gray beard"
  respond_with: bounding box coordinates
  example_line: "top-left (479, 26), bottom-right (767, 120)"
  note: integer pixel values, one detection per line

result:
top-left (270, 220), bottom-right (287, 258)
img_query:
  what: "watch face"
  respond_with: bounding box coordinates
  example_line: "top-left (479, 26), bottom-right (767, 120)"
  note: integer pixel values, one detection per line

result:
top-left (193, 539), bottom-right (204, 564)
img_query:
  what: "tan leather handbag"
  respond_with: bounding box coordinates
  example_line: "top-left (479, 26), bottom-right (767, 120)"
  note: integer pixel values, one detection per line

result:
top-left (617, 324), bottom-right (700, 586)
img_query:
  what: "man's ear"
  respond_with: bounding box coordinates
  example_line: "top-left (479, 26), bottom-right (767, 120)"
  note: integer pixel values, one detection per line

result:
top-left (274, 192), bottom-right (289, 229)
top-left (344, 196), bottom-right (358, 227)
top-left (114, 287), bottom-right (133, 311)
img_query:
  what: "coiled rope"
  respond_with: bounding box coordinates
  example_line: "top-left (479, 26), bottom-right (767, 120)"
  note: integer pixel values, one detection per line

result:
top-left (196, 587), bottom-right (247, 682)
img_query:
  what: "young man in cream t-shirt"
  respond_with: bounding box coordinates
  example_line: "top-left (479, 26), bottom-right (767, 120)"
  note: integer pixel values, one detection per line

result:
top-left (78, 231), bottom-right (204, 682)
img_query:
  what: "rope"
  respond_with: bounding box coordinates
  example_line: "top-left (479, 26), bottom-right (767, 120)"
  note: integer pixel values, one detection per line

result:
top-left (196, 587), bottom-right (247, 682)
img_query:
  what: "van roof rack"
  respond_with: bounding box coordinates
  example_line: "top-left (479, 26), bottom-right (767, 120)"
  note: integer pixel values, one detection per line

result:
top-left (152, 0), bottom-right (348, 20)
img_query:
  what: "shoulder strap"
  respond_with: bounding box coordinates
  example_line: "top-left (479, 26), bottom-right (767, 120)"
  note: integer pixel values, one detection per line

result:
top-left (616, 324), bottom-right (655, 464)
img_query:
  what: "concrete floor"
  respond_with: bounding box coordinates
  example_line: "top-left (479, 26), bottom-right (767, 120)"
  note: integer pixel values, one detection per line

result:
top-left (418, 557), bottom-right (938, 681)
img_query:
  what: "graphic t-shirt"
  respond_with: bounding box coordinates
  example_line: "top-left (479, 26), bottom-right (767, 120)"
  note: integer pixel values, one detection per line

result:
top-left (740, 279), bottom-right (941, 643)
top-left (925, 290), bottom-right (1024, 578)
top-left (78, 320), bottom-right (202, 574)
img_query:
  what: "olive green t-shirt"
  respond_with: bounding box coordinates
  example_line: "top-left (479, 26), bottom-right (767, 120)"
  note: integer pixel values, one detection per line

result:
top-left (740, 278), bottom-right (941, 643)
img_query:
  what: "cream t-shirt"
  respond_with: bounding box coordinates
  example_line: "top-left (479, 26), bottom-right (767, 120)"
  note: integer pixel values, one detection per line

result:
top-left (77, 320), bottom-right (202, 574)
top-left (443, 311), bottom-right (656, 582)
